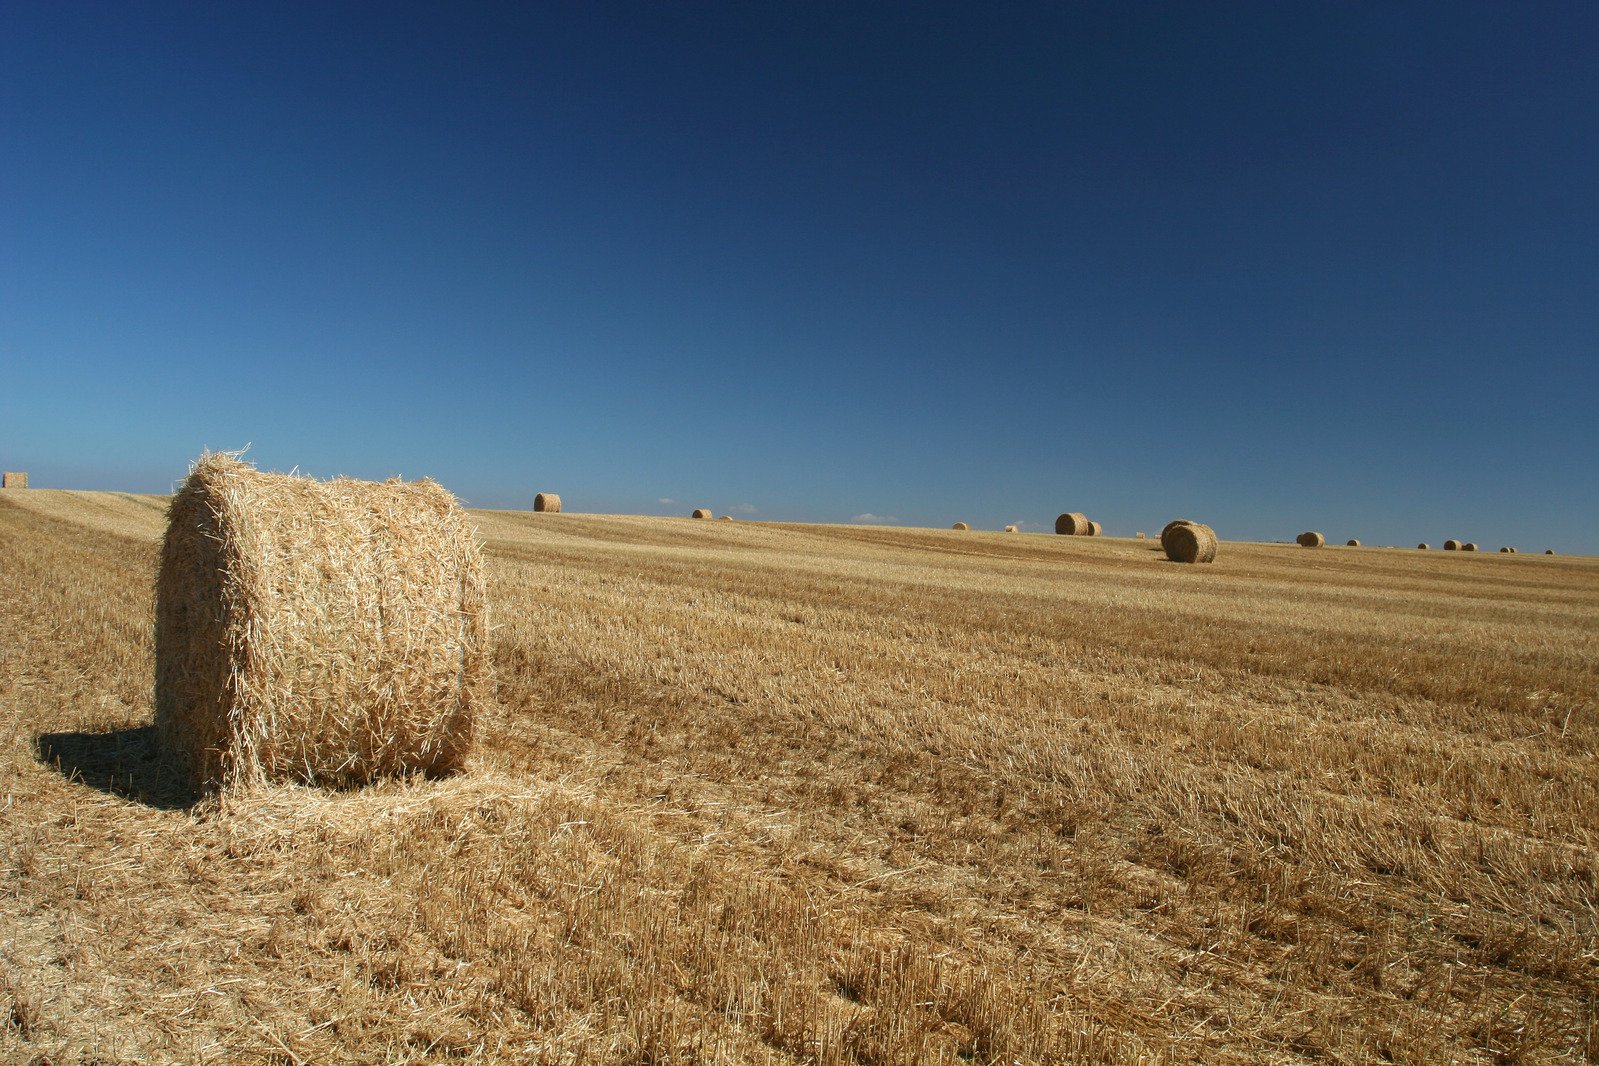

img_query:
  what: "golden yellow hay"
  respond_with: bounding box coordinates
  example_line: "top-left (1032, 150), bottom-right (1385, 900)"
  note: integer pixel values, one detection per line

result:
top-left (155, 454), bottom-right (488, 793)
top-left (1054, 512), bottom-right (1090, 535)
top-left (1444, 539), bottom-right (1461, 551)
top-left (1162, 521), bottom-right (1218, 564)
top-left (691, 509), bottom-right (712, 520)
top-left (1296, 531), bottom-right (1325, 548)
top-left (951, 522), bottom-right (970, 531)
top-left (1346, 539), bottom-right (1361, 547)
top-left (1088, 520), bottom-right (1103, 537)
top-left (2, 471), bottom-right (27, 489)
top-left (533, 492), bottom-right (562, 513)
top-left (719, 515), bottom-right (733, 521)
top-left (1003, 525), bottom-right (1018, 533)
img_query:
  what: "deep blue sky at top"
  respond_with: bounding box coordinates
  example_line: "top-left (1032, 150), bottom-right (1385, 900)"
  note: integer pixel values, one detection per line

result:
top-left (3, 3), bottom-right (1595, 549)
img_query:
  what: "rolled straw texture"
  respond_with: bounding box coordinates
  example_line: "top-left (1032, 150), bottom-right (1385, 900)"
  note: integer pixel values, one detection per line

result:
top-left (1088, 521), bottom-right (1103, 537)
top-left (1161, 519), bottom-right (1211, 554)
top-left (1463, 543), bottom-right (1479, 552)
top-left (1444, 540), bottom-right (1461, 551)
top-left (533, 492), bottom-right (561, 513)
top-left (1296, 531), bottom-right (1326, 548)
top-left (952, 522), bottom-right (970, 531)
top-left (155, 454), bottom-right (487, 792)
top-left (1055, 512), bottom-right (1090, 535)
top-left (1163, 521), bottom-right (1218, 564)
top-left (1346, 539), bottom-right (1361, 547)
top-left (691, 508), bottom-right (712, 519)
top-left (2, 472), bottom-right (27, 489)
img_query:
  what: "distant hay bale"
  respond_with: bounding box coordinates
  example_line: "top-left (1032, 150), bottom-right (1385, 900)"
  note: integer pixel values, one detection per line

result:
top-left (1004, 525), bottom-right (1018, 533)
top-left (1345, 539), bottom-right (1360, 547)
top-left (1, 471), bottom-right (27, 489)
top-left (1163, 521), bottom-right (1218, 564)
top-left (1136, 532), bottom-right (1146, 539)
top-left (691, 508), bottom-right (712, 519)
top-left (1463, 543), bottom-right (1479, 552)
top-left (1055, 512), bottom-right (1090, 536)
top-left (532, 492), bottom-right (562, 513)
top-left (1499, 546), bottom-right (1516, 553)
top-left (719, 515), bottom-right (733, 521)
top-left (1088, 521), bottom-right (1103, 537)
top-left (1417, 543), bottom-right (1429, 550)
top-left (952, 522), bottom-right (969, 531)
top-left (1296, 531), bottom-right (1325, 548)
top-left (1545, 549), bottom-right (1554, 555)
top-left (155, 454), bottom-right (487, 793)
top-left (1444, 539), bottom-right (1461, 551)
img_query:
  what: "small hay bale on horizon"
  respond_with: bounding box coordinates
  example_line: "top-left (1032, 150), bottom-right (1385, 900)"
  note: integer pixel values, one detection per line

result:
top-left (1545, 549), bottom-right (1555, 555)
top-left (1297, 531), bottom-right (1325, 548)
top-left (1444, 539), bottom-right (1461, 551)
top-left (691, 508), bottom-right (712, 519)
top-left (1163, 520), bottom-right (1217, 564)
top-left (155, 454), bottom-right (487, 793)
top-left (719, 515), bottom-right (733, 521)
top-left (1346, 539), bottom-right (1360, 547)
top-left (1499, 546), bottom-right (1516, 553)
top-left (1417, 543), bottom-right (1430, 550)
top-left (952, 522), bottom-right (970, 530)
top-left (1055, 512), bottom-right (1090, 536)
top-left (1004, 525), bottom-right (1018, 533)
top-left (1463, 543), bottom-right (1479, 552)
top-left (2, 471), bottom-right (27, 489)
top-left (1136, 532), bottom-right (1146, 539)
top-left (532, 492), bottom-right (562, 513)
top-left (1088, 520), bottom-right (1103, 537)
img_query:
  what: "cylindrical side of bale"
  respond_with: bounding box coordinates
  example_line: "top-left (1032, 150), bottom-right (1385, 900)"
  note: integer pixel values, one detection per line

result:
top-left (719, 515), bottom-right (733, 521)
top-left (533, 492), bottom-right (562, 513)
top-left (1055, 512), bottom-right (1090, 535)
top-left (154, 454), bottom-right (488, 793)
top-left (1088, 521), bottom-right (1103, 537)
top-left (1163, 521), bottom-right (1218, 564)
top-left (1417, 543), bottom-right (1430, 550)
top-left (691, 508), bottom-right (712, 519)
top-left (1444, 539), bottom-right (1461, 551)
top-left (1004, 525), bottom-right (1018, 533)
top-left (1345, 539), bottom-right (1360, 547)
top-left (1463, 543), bottom-right (1478, 552)
top-left (952, 522), bottom-right (970, 530)
top-left (1296, 531), bottom-right (1325, 548)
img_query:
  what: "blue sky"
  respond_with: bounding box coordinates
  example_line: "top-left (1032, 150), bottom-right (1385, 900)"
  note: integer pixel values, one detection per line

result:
top-left (3, 3), bottom-right (1595, 550)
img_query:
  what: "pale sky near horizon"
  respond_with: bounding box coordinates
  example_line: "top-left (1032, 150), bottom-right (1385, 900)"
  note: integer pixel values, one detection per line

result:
top-left (3, 3), bottom-right (1596, 551)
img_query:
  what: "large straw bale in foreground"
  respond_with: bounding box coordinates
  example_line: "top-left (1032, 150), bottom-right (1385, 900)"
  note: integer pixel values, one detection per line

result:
top-left (1162, 520), bottom-right (1217, 563)
top-left (1055, 512), bottom-right (1090, 535)
top-left (2, 471), bottom-right (27, 489)
top-left (533, 492), bottom-right (562, 513)
top-left (155, 454), bottom-right (488, 792)
top-left (1297, 531), bottom-right (1325, 548)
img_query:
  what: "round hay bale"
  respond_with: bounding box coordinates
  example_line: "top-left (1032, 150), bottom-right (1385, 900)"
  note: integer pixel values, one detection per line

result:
top-left (1163, 521), bottom-right (1217, 564)
top-left (1463, 543), bottom-right (1479, 552)
top-left (155, 454), bottom-right (487, 793)
top-left (719, 515), bottom-right (733, 521)
top-left (691, 508), bottom-right (712, 520)
top-left (1136, 532), bottom-right (1146, 540)
top-left (1296, 531), bottom-right (1325, 548)
top-left (1417, 543), bottom-right (1429, 550)
top-left (532, 492), bottom-right (562, 513)
top-left (952, 522), bottom-right (969, 531)
top-left (1088, 521), bottom-right (1103, 537)
top-left (1499, 546), bottom-right (1515, 553)
top-left (1345, 539), bottom-right (1360, 547)
top-left (1444, 539), bottom-right (1461, 551)
top-left (1004, 525), bottom-right (1018, 533)
top-left (1545, 549), bottom-right (1554, 555)
top-left (1055, 512), bottom-right (1090, 536)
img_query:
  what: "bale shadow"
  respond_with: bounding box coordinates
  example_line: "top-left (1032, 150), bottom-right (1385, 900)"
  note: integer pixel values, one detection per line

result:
top-left (36, 725), bottom-right (198, 810)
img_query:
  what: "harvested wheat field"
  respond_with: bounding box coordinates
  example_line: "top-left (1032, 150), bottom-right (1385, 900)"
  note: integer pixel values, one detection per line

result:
top-left (2, 490), bottom-right (1597, 1064)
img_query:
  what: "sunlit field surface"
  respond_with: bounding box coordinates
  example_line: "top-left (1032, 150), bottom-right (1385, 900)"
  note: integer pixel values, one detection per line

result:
top-left (3, 490), bottom-right (1595, 1063)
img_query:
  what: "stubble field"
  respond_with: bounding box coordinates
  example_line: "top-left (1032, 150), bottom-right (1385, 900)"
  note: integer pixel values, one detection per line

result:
top-left (1, 489), bottom-right (1595, 1064)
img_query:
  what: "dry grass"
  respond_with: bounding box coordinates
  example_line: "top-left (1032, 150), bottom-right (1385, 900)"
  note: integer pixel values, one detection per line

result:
top-left (155, 456), bottom-right (487, 792)
top-left (3, 489), bottom-right (1597, 1064)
